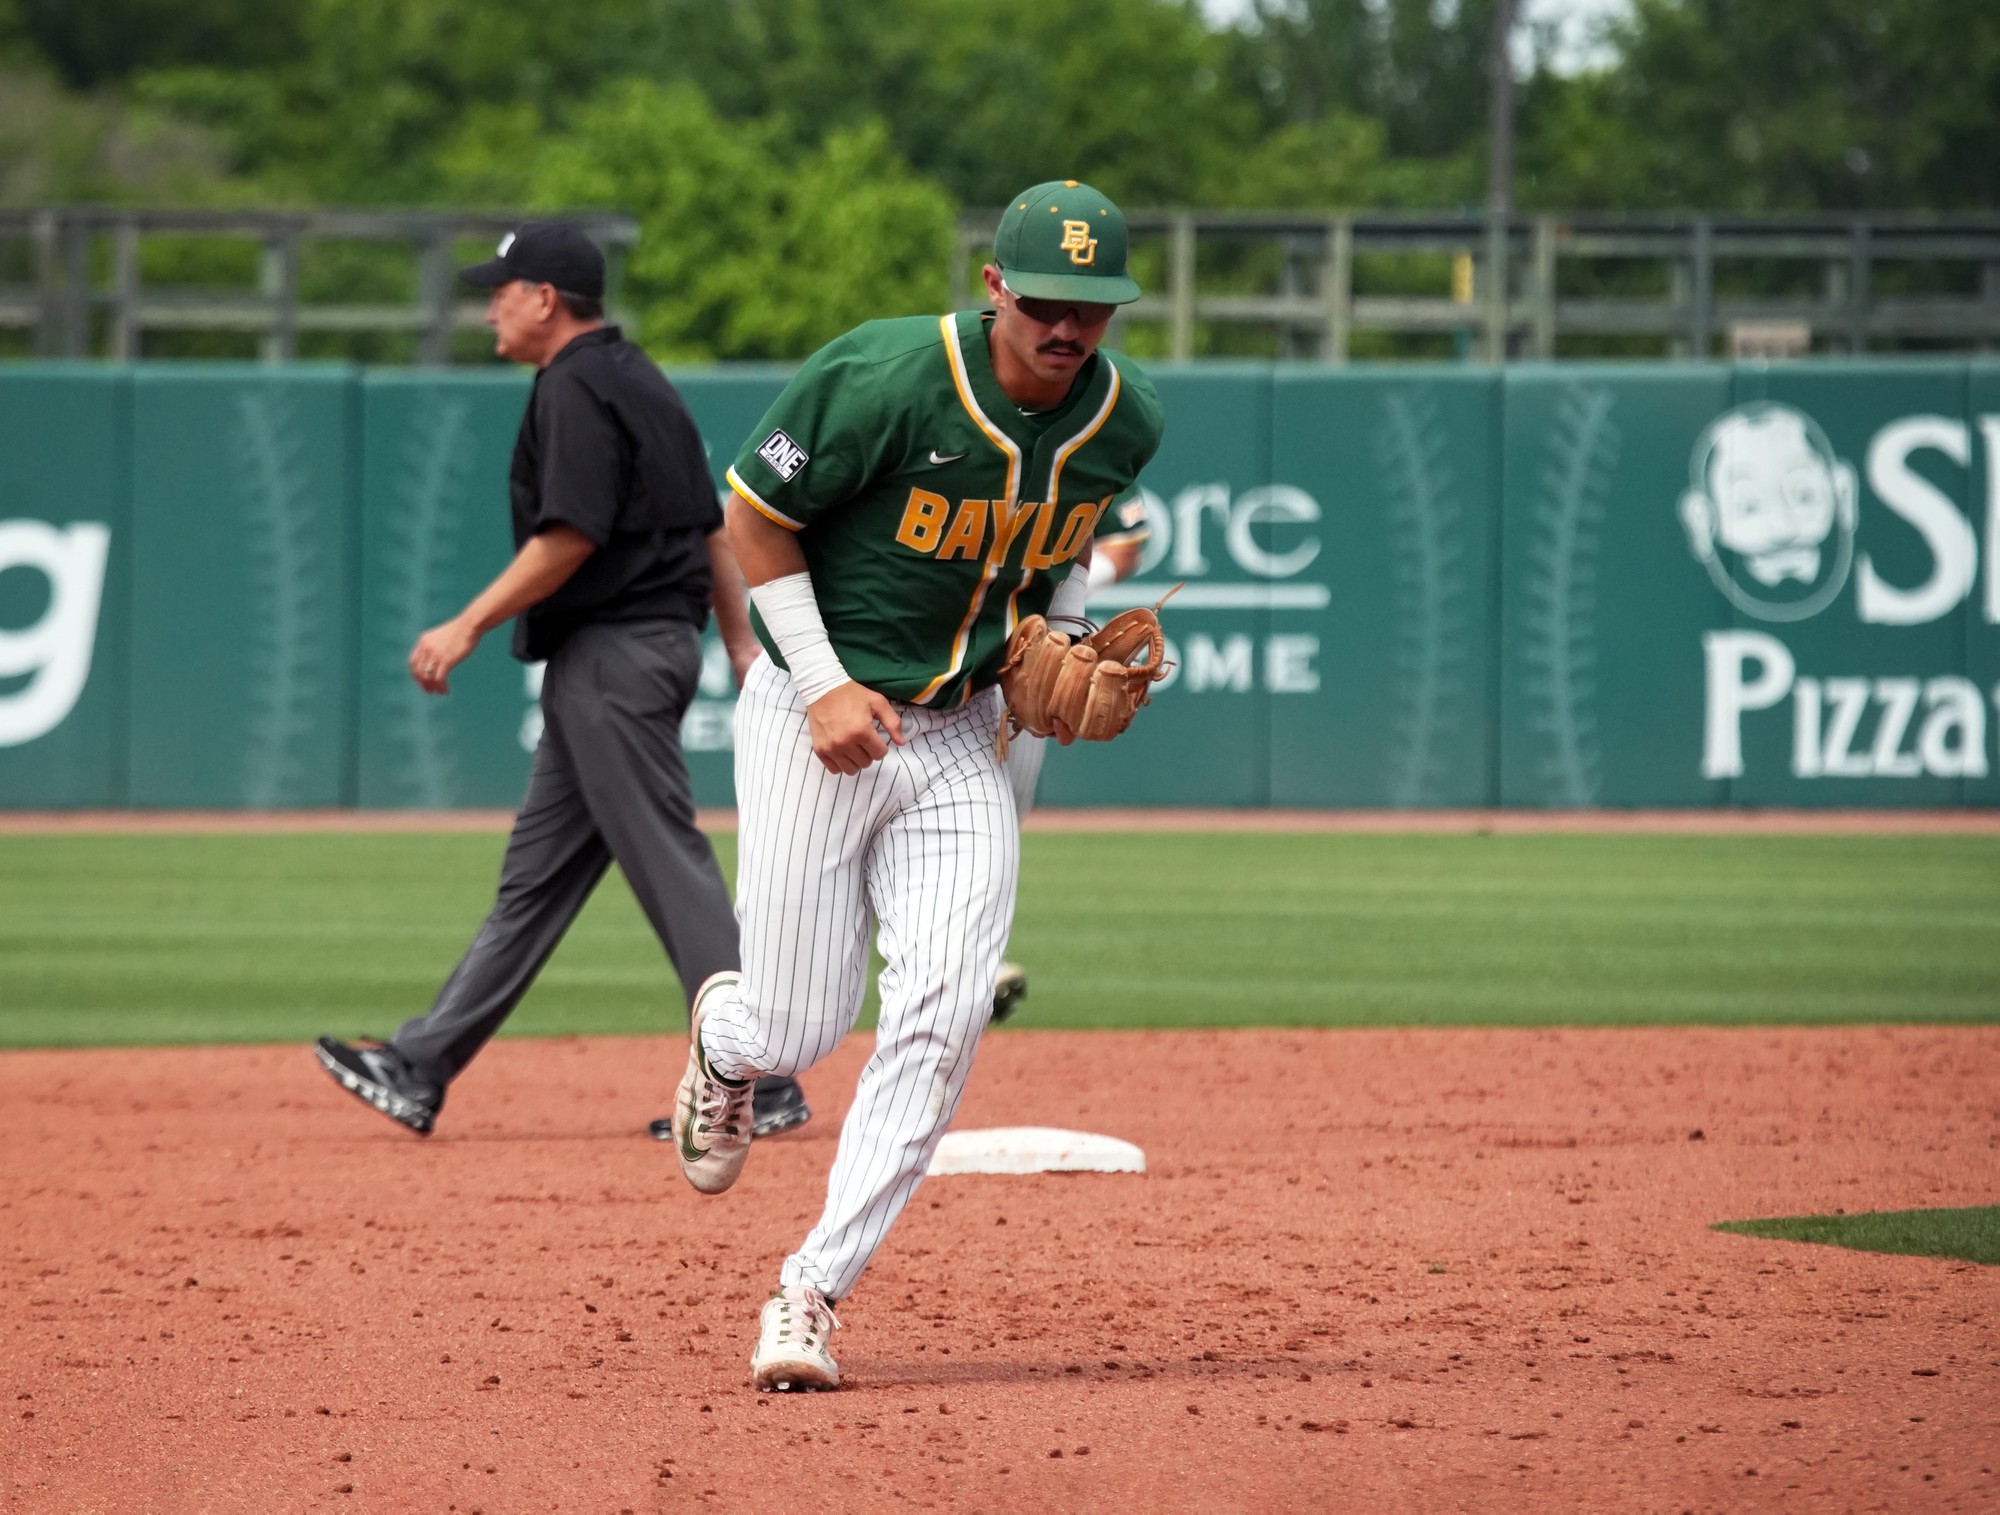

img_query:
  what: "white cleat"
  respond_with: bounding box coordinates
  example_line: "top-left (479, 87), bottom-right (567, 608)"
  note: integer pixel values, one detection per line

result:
top-left (751, 1285), bottom-right (842, 1392)
top-left (672, 972), bottom-right (755, 1196)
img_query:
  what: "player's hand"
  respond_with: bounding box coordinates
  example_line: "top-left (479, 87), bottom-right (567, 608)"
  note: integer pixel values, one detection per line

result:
top-left (726, 637), bottom-right (760, 690)
top-left (410, 617), bottom-right (480, 695)
top-left (806, 681), bottom-right (907, 774)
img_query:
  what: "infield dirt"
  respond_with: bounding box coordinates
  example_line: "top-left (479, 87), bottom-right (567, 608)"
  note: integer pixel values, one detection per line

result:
top-left (4, 1026), bottom-right (1996, 1513)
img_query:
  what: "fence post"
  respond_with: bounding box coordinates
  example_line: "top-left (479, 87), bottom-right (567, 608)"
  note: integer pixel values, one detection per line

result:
top-left (61, 217), bottom-right (91, 357)
top-left (1531, 216), bottom-right (1557, 358)
top-left (110, 218), bottom-right (140, 360)
top-left (1168, 213), bottom-right (1196, 362)
top-left (1322, 218), bottom-right (1352, 364)
top-left (1848, 221), bottom-right (1871, 355)
top-left (418, 222), bottom-right (453, 367)
top-left (31, 209), bottom-right (60, 357)
top-left (1481, 212), bottom-right (1509, 361)
top-left (1690, 218), bottom-right (1714, 359)
top-left (260, 228), bottom-right (299, 362)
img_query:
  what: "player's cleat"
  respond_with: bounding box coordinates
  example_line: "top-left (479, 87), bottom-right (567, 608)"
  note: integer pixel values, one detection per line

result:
top-left (314, 1037), bottom-right (443, 1135)
top-left (750, 1075), bottom-right (812, 1137)
top-left (751, 1285), bottom-right (842, 1392)
top-left (647, 1074), bottom-right (812, 1142)
top-left (672, 972), bottom-right (755, 1195)
top-left (990, 961), bottom-right (1029, 1024)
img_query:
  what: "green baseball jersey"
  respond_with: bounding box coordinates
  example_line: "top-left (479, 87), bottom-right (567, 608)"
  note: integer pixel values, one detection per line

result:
top-left (726, 309), bottom-right (1164, 707)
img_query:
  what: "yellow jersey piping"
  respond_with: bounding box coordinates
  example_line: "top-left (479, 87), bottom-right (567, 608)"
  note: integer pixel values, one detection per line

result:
top-left (914, 314), bottom-right (1026, 705)
top-left (1004, 363), bottom-right (1124, 632)
top-left (725, 467), bottom-right (805, 531)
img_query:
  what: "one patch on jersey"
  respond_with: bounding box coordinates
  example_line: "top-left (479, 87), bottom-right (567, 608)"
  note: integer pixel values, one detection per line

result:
top-left (756, 429), bottom-right (810, 482)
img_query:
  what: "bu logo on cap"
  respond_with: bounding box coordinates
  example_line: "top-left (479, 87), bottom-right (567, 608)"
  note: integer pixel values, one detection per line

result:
top-left (1060, 221), bottom-right (1097, 267)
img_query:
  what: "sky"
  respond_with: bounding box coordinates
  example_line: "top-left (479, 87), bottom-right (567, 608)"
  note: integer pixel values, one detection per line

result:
top-left (1196, 0), bottom-right (1635, 75)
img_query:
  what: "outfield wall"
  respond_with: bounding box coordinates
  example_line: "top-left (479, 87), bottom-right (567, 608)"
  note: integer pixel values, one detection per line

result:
top-left (2, 358), bottom-right (1996, 810)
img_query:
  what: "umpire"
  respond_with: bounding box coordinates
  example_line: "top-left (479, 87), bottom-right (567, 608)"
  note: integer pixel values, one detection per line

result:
top-left (314, 221), bottom-right (810, 1140)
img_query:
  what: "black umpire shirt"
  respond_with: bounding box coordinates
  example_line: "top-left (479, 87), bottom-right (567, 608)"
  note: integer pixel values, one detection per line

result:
top-left (509, 326), bottom-right (720, 662)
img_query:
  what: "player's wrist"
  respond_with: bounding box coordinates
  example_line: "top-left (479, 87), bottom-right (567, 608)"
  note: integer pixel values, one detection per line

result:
top-left (750, 572), bottom-right (850, 704)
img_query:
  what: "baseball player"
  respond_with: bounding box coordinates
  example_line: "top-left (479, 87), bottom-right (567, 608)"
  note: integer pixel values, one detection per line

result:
top-left (670, 180), bottom-right (1164, 1391)
top-left (989, 500), bottom-right (1149, 1021)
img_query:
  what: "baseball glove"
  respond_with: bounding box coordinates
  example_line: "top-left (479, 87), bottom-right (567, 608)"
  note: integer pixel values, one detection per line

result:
top-left (996, 592), bottom-right (1175, 752)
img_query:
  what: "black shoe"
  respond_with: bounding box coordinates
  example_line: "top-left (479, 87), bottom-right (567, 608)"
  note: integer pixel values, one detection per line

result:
top-left (314, 1037), bottom-right (443, 1135)
top-left (990, 961), bottom-right (1028, 1024)
top-left (647, 1073), bottom-right (811, 1142)
top-left (751, 1075), bottom-right (812, 1138)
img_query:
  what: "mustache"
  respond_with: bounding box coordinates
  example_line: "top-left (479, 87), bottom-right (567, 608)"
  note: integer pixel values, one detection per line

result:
top-left (1037, 340), bottom-right (1085, 356)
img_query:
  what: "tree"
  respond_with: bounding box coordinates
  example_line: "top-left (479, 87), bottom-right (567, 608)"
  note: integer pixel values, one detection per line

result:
top-left (1520, 0), bottom-right (2000, 211)
top-left (511, 80), bottom-right (955, 360)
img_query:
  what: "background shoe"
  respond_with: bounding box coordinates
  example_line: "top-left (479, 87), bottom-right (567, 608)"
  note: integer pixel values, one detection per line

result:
top-left (672, 976), bottom-right (754, 1194)
top-left (313, 1037), bottom-right (443, 1135)
top-left (751, 1285), bottom-right (841, 1391)
top-left (648, 1074), bottom-right (810, 1141)
top-left (990, 961), bottom-right (1029, 1023)
top-left (751, 1075), bottom-right (811, 1137)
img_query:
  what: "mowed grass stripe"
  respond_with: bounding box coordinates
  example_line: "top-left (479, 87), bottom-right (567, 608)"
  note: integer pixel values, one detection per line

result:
top-left (0, 831), bottom-right (1994, 1047)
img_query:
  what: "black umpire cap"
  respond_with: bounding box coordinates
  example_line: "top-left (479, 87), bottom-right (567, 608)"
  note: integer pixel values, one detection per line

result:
top-left (459, 221), bottom-right (605, 298)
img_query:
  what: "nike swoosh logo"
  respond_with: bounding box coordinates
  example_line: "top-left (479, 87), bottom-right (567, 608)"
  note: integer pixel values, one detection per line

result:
top-left (677, 1101), bottom-right (709, 1165)
top-left (928, 449), bottom-right (967, 466)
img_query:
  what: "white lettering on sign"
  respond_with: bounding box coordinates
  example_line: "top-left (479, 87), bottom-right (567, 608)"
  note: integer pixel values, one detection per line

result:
top-left (1858, 417), bottom-right (1977, 625)
top-left (1185, 633), bottom-right (1255, 693)
top-left (1704, 630), bottom-right (1992, 781)
top-left (1701, 631), bottom-right (1795, 779)
top-left (1265, 634), bottom-right (1321, 693)
top-left (1982, 416), bottom-right (2000, 625)
top-left (0, 519), bottom-right (111, 747)
top-left (1226, 486), bottom-right (1322, 579)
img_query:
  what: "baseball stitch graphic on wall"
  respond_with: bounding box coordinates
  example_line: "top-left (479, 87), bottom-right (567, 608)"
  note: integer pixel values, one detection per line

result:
top-left (236, 389), bottom-right (329, 809)
top-left (1520, 383), bottom-right (1619, 807)
top-left (1379, 389), bottom-right (1473, 808)
top-left (379, 392), bottom-right (474, 807)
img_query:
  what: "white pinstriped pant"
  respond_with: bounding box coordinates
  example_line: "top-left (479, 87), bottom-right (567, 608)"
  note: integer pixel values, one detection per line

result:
top-left (698, 655), bottom-right (1020, 1301)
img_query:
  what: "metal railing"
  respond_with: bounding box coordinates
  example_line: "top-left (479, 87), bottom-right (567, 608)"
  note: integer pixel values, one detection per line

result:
top-left (955, 210), bottom-right (2000, 361)
top-left (0, 208), bottom-right (639, 363)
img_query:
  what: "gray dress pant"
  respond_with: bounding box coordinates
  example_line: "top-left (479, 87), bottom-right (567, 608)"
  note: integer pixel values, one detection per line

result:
top-left (392, 618), bottom-right (739, 1084)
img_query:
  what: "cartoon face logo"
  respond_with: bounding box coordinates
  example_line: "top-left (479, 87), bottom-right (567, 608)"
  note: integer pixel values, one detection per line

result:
top-left (1678, 403), bottom-right (1858, 621)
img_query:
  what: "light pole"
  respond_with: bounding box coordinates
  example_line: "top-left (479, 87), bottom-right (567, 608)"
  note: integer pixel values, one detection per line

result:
top-left (1484, 0), bottom-right (1516, 361)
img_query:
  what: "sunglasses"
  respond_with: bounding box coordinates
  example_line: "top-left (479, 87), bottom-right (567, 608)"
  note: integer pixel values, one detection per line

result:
top-left (1002, 283), bottom-right (1115, 328)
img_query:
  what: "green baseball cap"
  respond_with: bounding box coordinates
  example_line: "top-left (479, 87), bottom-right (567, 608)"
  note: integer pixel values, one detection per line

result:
top-left (994, 180), bottom-right (1141, 306)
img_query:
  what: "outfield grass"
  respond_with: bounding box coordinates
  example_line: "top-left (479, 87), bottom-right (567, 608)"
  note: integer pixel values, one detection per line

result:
top-left (0, 831), bottom-right (1996, 1047)
top-left (1715, 1207), bottom-right (2000, 1266)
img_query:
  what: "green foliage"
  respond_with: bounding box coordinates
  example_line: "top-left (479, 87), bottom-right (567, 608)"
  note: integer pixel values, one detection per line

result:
top-left (11, 0), bottom-right (305, 89)
top-left (501, 80), bottom-right (953, 361)
top-left (0, 62), bottom-right (232, 203)
top-left (1716, 1207), bottom-right (2000, 1267)
top-left (5, 0), bottom-right (1999, 357)
top-left (1521, 0), bottom-right (2000, 211)
top-left (2, 832), bottom-right (1995, 1048)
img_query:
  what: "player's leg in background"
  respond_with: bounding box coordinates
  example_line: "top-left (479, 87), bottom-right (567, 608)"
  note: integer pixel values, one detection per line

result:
top-left (779, 698), bottom-right (1019, 1302)
top-left (990, 729), bottom-right (1043, 1023)
top-left (696, 655), bottom-right (892, 1082)
top-left (1003, 727), bottom-right (1046, 820)
top-left (386, 651), bottom-right (614, 1086)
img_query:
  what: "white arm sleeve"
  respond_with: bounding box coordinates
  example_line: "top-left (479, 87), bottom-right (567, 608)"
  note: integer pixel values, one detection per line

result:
top-left (1045, 562), bottom-right (1092, 635)
top-left (748, 572), bottom-right (851, 705)
top-left (1086, 552), bottom-right (1120, 590)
